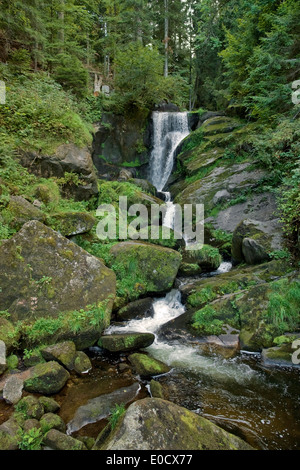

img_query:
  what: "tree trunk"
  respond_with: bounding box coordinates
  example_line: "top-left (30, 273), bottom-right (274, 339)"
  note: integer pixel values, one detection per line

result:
top-left (164, 0), bottom-right (169, 78)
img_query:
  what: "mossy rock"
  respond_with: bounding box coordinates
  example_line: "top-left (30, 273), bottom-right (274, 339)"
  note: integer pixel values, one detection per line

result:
top-left (0, 221), bottom-right (116, 341)
top-left (46, 211), bottom-right (96, 237)
top-left (109, 241), bottom-right (181, 300)
top-left (98, 333), bottom-right (155, 352)
top-left (73, 351), bottom-right (92, 375)
top-left (15, 396), bottom-right (44, 420)
top-left (40, 412), bottom-right (66, 434)
top-left (231, 218), bottom-right (283, 265)
top-left (181, 244), bottom-right (222, 272)
top-left (24, 361), bottom-right (70, 395)
top-left (5, 195), bottom-right (46, 231)
top-left (97, 398), bottom-right (253, 450)
top-left (128, 352), bottom-right (170, 377)
top-left (0, 318), bottom-right (20, 353)
top-left (41, 341), bottom-right (77, 371)
top-left (43, 428), bottom-right (87, 450)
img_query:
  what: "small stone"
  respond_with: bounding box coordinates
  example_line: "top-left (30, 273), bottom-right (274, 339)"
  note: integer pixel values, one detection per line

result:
top-left (73, 351), bottom-right (92, 375)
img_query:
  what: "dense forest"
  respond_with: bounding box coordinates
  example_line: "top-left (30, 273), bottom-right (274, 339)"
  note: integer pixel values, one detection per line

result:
top-left (0, 0), bottom-right (300, 452)
top-left (0, 0), bottom-right (299, 241)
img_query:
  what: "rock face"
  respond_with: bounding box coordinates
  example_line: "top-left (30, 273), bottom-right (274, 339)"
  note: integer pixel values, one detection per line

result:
top-left (109, 241), bottom-right (181, 298)
top-left (92, 112), bottom-right (151, 179)
top-left (0, 220), bottom-right (116, 324)
top-left (98, 398), bottom-right (253, 450)
top-left (19, 144), bottom-right (99, 201)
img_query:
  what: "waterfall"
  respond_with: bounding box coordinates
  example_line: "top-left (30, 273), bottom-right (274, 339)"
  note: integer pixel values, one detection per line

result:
top-left (148, 111), bottom-right (190, 193)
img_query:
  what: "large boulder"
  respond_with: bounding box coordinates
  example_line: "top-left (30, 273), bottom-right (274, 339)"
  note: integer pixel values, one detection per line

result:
top-left (0, 220), bottom-right (116, 321)
top-left (96, 398), bottom-right (253, 450)
top-left (109, 241), bottom-right (181, 300)
top-left (19, 144), bottom-right (99, 201)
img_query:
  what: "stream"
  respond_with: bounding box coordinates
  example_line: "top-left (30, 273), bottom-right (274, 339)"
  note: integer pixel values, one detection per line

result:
top-left (102, 111), bottom-right (300, 450)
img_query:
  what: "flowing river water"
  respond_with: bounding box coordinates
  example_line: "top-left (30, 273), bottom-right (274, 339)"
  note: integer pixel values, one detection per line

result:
top-left (104, 111), bottom-right (300, 450)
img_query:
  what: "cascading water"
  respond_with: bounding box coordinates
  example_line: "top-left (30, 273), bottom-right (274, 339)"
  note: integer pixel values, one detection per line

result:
top-left (103, 110), bottom-right (300, 450)
top-left (148, 111), bottom-right (190, 193)
top-left (148, 111), bottom-right (190, 230)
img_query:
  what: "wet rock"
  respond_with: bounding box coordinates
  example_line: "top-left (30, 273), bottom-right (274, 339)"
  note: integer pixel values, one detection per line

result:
top-left (180, 244), bottom-right (222, 273)
top-left (43, 429), bottom-right (87, 450)
top-left (232, 218), bottom-right (284, 265)
top-left (98, 333), bottom-right (155, 353)
top-left (116, 297), bottom-right (154, 321)
top-left (0, 416), bottom-right (21, 450)
top-left (66, 382), bottom-right (140, 434)
top-left (128, 353), bottom-right (170, 377)
top-left (97, 398), bottom-right (254, 450)
top-left (0, 318), bottom-right (20, 354)
top-left (24, 361), bottom-right (70, 395)
top-left (38, 396), bottom-right (60, 414)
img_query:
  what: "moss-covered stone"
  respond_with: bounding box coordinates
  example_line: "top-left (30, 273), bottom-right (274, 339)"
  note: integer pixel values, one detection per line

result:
top-left (231, 218), bottom-right (283, 265)
top-left (181, 244), bottom-right (222, 273)
top-left (41, 341), bottom-right (77, 371)
top-left (38, 396), bottom-right (60, 414)
top-left (98, 333), bottom-right (155, 352)
top-left (43, 428), bottom-right (87, 450)
top-left (24, 361), bottom-right (70, 395)
top-left (73, 351), bottom-right (92, 375)
top-left (97, 398), bottom-right (253, 450)
top-left (5, 195), bottom-right (46, 230)
top-left (15, 396), bottom-right (44, 420)
top-left (40, 412), bottom-right (66, 434)
top-left (0, 221), bottom-right (116, 347)
top-left (128, 353), bottom-right (170, 377)
top-left (47, 211), bottom-right (96, 237)
top-left (109, 241), bottom-right (181, 300)
top-left (0, 318), bottom-right (20, 353)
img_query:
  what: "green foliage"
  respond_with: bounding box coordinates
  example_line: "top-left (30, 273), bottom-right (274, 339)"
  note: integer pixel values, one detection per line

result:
top-left (0, 66), bottom-right (93, 153)
top-left (108, 403), bottom-right (126, 430)
top-left (111, 41), bottom-right (189, 114)
top-left (18, 427), bottom-right (43, 451)
top-left (192, 305), bottom-right (225, 336)
top-left (266, 278), bottom-right (300, 334)
top-left (53, 54), bottom-right (89, 99)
